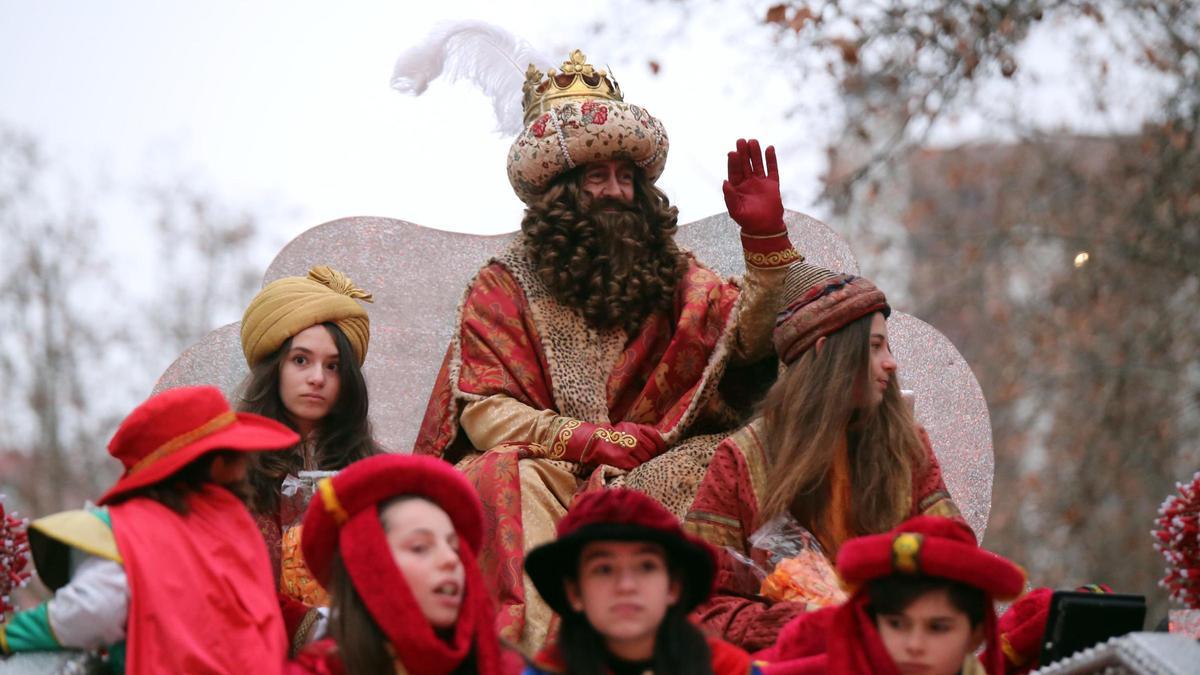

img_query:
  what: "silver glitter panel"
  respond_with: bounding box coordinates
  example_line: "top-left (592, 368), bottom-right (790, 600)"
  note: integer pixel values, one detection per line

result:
top-left (674, 211), bottom-right (860, 278)
top-left (889, 312), bottom-right (993, 540)
top-left (154, 211), bottom-right (991, 536)
top-left (154, 323), bottom-right (247, 402)
top-left (1029, 632), bottom-right (1200, 674)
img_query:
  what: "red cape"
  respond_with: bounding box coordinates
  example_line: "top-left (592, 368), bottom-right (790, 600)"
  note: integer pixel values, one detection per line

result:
top-left (111, 484), bottom-right (286, 675)
top-left (531, 634), bottom-right (759, 674)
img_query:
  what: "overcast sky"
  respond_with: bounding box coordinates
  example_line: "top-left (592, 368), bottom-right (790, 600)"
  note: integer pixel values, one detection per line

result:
top-left (0, 1), bottom-right (1152, 319)
top-left (0, 2), bottom-right (807, 237)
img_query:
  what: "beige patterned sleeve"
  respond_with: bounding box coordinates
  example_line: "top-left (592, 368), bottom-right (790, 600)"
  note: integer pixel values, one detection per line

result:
top-left (729, 263), bottom-right (791, 364)
top-left (460, 394), bottom-right (561, 452)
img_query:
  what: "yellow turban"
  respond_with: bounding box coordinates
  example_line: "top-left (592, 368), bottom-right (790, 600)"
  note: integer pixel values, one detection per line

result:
top-left (241, 266), bottom-right (373, 367)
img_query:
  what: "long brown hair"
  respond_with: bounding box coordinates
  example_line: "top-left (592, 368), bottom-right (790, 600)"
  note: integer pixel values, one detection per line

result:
top-left (328, 554), bottom-right (393, 675)
top-left (759, 313), bottom-right (926, 538)
top-left (238, 322), bottom-right (379, 515)
top-left (520, 165), bottom-right (688, 333)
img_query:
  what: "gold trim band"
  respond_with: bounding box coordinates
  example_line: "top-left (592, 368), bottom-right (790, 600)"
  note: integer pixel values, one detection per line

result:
top-left (127, 411), bottom-right (237, 476)
top-left (594, 427), bottom-right (637, 448)
top-left (551, 419), bottom-right (582, 459)
top-left (318, 478), bottom-right (349, 525)
top-left (739, 230), bottom-right (789, 240)
top-left (745, 248), bottom-right (802, 269)
top-left (1000, 635), bottom-right (1024, 666)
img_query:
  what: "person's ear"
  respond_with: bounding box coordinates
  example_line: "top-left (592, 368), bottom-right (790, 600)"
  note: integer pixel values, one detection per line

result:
top-left (968, 623), bottom-right (986, 652)
top-left (667, 577), bottom-right (682, 606)
top-left (208, 453), bottom-right (246, 485)
top-left (564, 579), bottom-right (584, 613)
top-left (814, 335), bottom-right (828, 354)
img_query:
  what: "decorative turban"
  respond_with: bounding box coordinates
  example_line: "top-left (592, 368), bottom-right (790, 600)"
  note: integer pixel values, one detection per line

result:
top-left (240, 266), bottom-right (373, 367)
top-left (772, 262), bottom-right (890, 365)
top-left (506, 50), bottom-right (669, 204)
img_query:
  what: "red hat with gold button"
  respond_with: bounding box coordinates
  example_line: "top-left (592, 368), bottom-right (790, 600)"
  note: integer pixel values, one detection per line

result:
top-left (836, 515), bottom-right (1025, 599)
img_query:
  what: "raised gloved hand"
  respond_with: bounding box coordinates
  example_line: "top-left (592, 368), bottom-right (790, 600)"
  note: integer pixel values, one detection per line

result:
top-left (560, 420), bottom-right (666, 471)
top-left (722, 138), bottom-right (785, 237)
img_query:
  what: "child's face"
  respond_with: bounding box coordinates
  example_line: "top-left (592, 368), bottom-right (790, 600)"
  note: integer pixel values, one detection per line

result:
top-left (874, 588), bottom-right (985, 675)
top-left (279, 325), bottom-right (341, 437)
top-left (380, 498), bottom-right (465, 630)
top-left (564, 541), bottom-right (681, 662)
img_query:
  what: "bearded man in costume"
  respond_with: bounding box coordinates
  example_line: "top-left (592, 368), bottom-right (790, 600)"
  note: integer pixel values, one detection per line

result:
top-left (414, 49), bottom-right (802, 653)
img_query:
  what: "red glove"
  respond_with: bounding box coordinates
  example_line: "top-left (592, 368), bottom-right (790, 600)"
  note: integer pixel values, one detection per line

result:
top-left (722, 138), bottom-right (785, 237)
top-left (560, 420), bottom-right (666, 470)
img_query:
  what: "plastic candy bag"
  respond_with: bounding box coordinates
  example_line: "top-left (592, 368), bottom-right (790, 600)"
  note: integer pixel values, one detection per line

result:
top-left (725, 514), bottom-right (846, 608)
top-left (279, 471), bottom-right (337, 606)
top-left (279, 470), bottom-right (338, 530)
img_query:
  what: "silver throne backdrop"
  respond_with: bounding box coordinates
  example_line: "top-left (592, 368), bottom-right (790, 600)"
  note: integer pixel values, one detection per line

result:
top-left (154, 211), bottom-right (994, 539)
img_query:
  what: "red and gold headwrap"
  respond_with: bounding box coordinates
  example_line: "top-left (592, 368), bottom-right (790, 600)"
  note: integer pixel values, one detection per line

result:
top-left (772, 262), bottom-right (890, 366)
top-left (300, 454), bottom-right (503, 675)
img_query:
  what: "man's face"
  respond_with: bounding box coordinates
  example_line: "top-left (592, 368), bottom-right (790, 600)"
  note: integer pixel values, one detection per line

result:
top-left (581, 159), bottom-right (635, 207)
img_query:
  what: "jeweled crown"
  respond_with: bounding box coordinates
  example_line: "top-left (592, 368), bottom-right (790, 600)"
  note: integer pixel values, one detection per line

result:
top-left (521, 49), bottom-right (624, 125)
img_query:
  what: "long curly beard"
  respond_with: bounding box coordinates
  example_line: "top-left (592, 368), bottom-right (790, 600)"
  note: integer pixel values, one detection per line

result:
top-left (521, 170), bottom-right (688, 334)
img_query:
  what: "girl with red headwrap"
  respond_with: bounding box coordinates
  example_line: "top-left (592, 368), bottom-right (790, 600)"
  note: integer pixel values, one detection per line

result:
top-left (291, 454), bottom-right (520, 674)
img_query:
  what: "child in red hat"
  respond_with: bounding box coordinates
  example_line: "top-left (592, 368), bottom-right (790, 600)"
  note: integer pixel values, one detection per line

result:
top-left (757, 516), bottom-right (1025, 675)
top-left (290, 453), bottom-right (520, 675)
top-left (522, 488), bottom-right (763, 675)
top-left (1, 385), bottom-right (299, 674)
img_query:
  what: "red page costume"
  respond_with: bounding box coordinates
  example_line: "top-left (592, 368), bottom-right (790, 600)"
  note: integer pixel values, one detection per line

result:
top-left (112, 486), bottom-right (286, 675)
top-left (61, 385), bottom-right (296, 674)
top-left (290, 455), bottom-right (519, 675)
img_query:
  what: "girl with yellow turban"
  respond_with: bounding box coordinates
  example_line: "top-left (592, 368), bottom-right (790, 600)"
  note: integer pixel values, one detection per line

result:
top-left (236, 265), bottom-right (380, 651)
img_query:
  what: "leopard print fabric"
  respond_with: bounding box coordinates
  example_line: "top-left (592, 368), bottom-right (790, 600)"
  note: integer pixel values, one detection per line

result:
top-left (614, 432), bottom-right (728, 519)
top-left (495, 236), bottom-right (625, 424)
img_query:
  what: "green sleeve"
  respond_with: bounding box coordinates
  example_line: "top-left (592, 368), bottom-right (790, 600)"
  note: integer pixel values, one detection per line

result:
top-left (1, 602), bottom-right (61, 654)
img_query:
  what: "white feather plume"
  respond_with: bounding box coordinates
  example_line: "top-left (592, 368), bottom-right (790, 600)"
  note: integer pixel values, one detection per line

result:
top-left (391, 21), bottom-right (554, 136)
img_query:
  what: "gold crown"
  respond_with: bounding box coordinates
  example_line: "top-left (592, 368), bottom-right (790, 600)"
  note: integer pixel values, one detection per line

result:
top-left (522, 49), bottom-right (624, 125)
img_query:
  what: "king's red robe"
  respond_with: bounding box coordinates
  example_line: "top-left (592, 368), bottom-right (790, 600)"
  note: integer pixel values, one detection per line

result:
top-left (416, 235), bottom-right (797, 652)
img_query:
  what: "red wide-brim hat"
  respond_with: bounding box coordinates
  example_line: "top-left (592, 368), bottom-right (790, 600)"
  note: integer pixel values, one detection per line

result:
top-left (525, 488), bottom-right (717, 616)
top-left (96, 386), bottom-right (299, 505)
top-left (835, 515), bottom-right (1025, 600)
